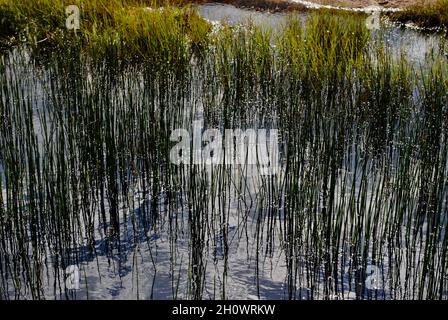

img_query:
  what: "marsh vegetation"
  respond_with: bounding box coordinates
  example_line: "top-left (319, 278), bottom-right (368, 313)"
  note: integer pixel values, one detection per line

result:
top-left (0, 1), bottom-right (447, 300)
top-left (389, 0), bottom-right (448, 30)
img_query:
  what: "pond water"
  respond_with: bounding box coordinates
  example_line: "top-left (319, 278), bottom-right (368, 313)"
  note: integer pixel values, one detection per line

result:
top-left (0, 4), bottom-right (447, 300)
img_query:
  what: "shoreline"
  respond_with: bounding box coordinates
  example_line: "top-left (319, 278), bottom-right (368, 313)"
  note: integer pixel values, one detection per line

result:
top-left (293, 0), bottom-right (421, 9)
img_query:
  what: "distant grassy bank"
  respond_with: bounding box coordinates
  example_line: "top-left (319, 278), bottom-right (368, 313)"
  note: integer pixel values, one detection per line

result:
top-left (0, 1), bottom-right (214, 60)
top-left (0, 0), bottom-right (446, 59)
top-left (3, 0), bottom-right (377, 65)
top-left (389, 0), bottom-right (448, 29)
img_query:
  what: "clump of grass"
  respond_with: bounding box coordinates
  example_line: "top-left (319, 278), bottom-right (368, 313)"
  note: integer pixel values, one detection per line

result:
top-left (389, 0), bottom-right (448, 29)
top-left (278, 11), bottom-right (369, 91)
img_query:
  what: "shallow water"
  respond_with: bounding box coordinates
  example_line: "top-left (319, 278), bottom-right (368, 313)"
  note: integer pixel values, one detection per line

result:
top-left (198, 3), bottom-right (290, 31)
top-left (0, 4), bottom-right (447, 300)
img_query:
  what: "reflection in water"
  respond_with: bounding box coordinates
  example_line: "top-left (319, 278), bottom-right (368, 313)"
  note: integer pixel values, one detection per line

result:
top-left (0, 5), bottom-right (447, 300)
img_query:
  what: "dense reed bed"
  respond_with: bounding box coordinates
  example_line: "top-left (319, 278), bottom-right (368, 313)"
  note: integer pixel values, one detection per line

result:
top-left (0, 4), bottom-right (448, 299)
top-left (0, 0), bottom-right (212, 61)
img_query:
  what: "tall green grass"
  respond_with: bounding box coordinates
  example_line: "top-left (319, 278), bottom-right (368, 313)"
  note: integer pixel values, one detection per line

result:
top-left (389, 0), bottom-right (448, 29)
top-left (0, 7), bottom-right (447, 300)
top-left (0, 0), bottom-right (212, 63)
